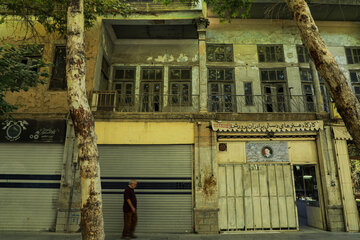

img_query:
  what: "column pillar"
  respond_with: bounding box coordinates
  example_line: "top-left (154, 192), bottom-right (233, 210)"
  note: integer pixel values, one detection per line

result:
top-left (196, 18), bottom-right (209, 112)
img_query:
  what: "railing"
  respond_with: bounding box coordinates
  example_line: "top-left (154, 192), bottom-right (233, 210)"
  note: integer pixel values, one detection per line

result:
top-left (91, 91), bottom-right (200, 113)
top-left (207, 95), bottom-right (318, 113)
top-left (92, 91), bottom-right (319, 113)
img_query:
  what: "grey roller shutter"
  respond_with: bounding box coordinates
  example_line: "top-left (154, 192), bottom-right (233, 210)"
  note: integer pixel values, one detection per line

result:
top-left (0, 144), bottom-right (64, 231)
top-left (99, 144), bottom-right (193, 233)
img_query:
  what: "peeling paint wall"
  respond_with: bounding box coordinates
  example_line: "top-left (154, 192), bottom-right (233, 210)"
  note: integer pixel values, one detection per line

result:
top-left (205, 18), bottom-right (360, 102)
top-left (111, 40), bottom-right (198, 65)
top-left (1, 17), bottom-right (102, 114)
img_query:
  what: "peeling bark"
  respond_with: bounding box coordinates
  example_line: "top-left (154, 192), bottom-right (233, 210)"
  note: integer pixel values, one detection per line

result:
top-left (286, 0), bottom-right (360, 149)
top-left (66, 0), bottom-right (104, 239)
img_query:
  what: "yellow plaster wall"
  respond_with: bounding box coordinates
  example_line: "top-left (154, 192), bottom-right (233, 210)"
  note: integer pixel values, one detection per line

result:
top-left (217, 142), bottom-right (246, 164)
top-left (95, 121), bottom-right (195, 144)
top-left (289, 141), bottom-right (318, 164)
top-left (1, 17), bottom-right (102, 114)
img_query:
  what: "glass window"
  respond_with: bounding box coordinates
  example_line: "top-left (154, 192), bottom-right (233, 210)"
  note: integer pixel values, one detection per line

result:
top-left (244, 82), bottom-right (253, 106)
top-left (296, 45), bottom-right (310, 63)
top-left (349, 71), bottom-right (360, 101)
top-left (113, 67), bottom-right (136, 107)
top-left (208, 68), bottom-right (235, 112)
top-left (207, 44), bottom-right (233, 62)
top-left (345, 47), bottom-right (360, 64)
top-left (140, 68), bottom-right (163, 112)
top-left (260, 69), bottom-right (286, 82)
top-left (169, 68), bottom-right (192, 106)
top-left (260, 68), bottom-right (289, 112)
top-left (49, 46), bottom-right (66, 90)
top-left (293, 165), bottom-right (319, 207)
top-left (258, 45), bottom-right (284, 62)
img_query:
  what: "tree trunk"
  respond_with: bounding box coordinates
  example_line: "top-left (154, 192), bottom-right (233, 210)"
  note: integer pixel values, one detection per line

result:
top-left (66, 0), bottom-right (105, 239)
top-left (286, 0), bottom-right (360, 149)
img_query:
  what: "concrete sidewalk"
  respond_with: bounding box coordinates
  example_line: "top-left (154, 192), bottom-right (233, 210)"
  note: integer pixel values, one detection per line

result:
top-left (0, 228), bottom-right (359, 240)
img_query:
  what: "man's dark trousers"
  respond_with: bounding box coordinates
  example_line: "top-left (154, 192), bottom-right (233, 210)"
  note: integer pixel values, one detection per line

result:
top-left (122, 212), bottom-right (137, 237)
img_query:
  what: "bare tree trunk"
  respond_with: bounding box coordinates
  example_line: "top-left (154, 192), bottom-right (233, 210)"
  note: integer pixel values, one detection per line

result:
top-left (66, 0), bottom-right (105, 239)
top-left (286, 0), bottom-right (360, 148)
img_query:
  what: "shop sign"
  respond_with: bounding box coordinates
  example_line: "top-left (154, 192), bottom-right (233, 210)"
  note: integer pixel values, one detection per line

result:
top-left (0, 119), bottom-right (66, 143)
top-left (211, 120), bottom-right (323, 133)
top-left (246, 142), bottom-right (289, 162)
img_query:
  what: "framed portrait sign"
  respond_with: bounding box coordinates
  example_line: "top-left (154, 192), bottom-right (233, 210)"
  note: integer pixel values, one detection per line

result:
top-left (246, 142), bottom-right (288, 162)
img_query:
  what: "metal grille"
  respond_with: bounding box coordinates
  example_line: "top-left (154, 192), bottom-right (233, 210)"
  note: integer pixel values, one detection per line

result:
top-left (218, 163), bottom-right (298, 231)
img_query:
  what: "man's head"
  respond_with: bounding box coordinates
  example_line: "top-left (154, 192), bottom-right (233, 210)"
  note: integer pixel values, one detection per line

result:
top-left (129, 179), bottom-right (137, 189)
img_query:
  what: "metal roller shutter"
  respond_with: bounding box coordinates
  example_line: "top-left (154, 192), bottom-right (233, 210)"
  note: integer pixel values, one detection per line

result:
top-left (0, 143), bottom-right (64, 231)
top-left (98, 145), bottom-right (193, 233)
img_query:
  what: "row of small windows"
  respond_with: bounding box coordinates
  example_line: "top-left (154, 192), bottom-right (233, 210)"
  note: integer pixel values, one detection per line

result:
top-left (48, 45), bottom-right (360, 91)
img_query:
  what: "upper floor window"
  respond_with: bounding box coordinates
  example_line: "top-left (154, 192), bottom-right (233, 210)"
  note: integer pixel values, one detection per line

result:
top-left (296, 45), bottom-right (310, 63)
top-left (208, 68), bottom-right (235, 112)
top-left (169, 68), bottom-right (192, 106)
top-left (300, 68), bottom-right (315, 112)
top-left (140, 68), bottom-right (163, 112)
top-left (350, 70), bottom-right (360, 101)
top-left (244, 82), bottom-right (253, 106)
top-left (113, 67), bottom-right (136, 106)
top-left (318, 73), bottom-right (330, 112)
top-left (20, 45), bottom-right (44, 73)
top-left (260, 68), bottom-right (288, 112)
top-left (206, 44), bottom-right (233, 62)
top-left (346, 47), bottom-right (360, 64)
top-left (258, 45), bottom-right (284, 62)
top-left (49, 46), bottom-right (66, 90)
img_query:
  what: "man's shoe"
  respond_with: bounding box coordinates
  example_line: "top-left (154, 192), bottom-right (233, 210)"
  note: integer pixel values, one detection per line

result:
top-left (121, 236), bottom-right (130, 239)
top-left (130, 235), bottom-right (137, 239)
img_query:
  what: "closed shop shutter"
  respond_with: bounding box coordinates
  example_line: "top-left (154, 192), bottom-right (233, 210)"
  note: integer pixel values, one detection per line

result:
top-left (0, 143), bottom-right (64, 231)
top-left (218, 163), bottom-right (298, 231)
top-left (98, 144), bottom-right (193, 233)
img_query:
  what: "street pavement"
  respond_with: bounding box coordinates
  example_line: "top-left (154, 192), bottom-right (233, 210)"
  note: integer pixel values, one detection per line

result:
top-left (0, 226), bottom-right (359, 240)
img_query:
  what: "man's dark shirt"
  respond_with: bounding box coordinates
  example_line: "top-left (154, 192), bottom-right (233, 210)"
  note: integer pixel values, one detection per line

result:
top-left (123, 185), bottom-right (137, 213)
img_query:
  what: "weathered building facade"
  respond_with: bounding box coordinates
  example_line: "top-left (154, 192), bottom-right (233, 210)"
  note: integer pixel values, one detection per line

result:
top-left (0, 0), bottom-right (359, 234)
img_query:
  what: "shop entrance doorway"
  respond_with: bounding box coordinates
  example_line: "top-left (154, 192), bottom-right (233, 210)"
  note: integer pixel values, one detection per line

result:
top-left (293, 165), bottom-right (324, 229)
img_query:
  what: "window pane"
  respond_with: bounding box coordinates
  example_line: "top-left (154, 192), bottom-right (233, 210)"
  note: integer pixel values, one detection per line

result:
top-left (209, 69), bottom-right (217, 81)
top-left (269, 70), bottom-right (276, 81)
top-left (217, 69), bottom-right (224, 81)
top-left (149, 69), bottom-right (155, 80)
top-left (261, 71), bottom-right (268, 81)
top-left (277, 70), bottom-right (285, 81)
top-left (170, 69), bottom-right (180, 80)
top-left (125, 69), bottom-right (134, 79)
top-left (210, 84), bottom-right (219, 94)
top-left (181, 69), bottom-right (191, 80)
top-left (155, 69), bottom-right (162, 80)
top-left (154, 83), bottom-right (161, 93)
top-left (225, 69), bottom-right (233, 81)
top-left (224, 84), bottom-right (232, 93)
top-left (244, 82), bottom-right (252, 95)
top-left (350, 72), bottom-right (358, 82)
top-left (171, 83), bottom-right (179, 94)
top-left (115, 70), bottom-right (124, 79)
top-left (50, 46), bottom-right (66, 90)
top-left (143, 83), bottom-right (150, 93)
top-left (143, 70), bottom-right (149, 80)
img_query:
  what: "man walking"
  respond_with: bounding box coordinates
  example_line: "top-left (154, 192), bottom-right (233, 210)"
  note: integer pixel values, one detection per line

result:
top-left (122, 179), bottom-right (137, 239)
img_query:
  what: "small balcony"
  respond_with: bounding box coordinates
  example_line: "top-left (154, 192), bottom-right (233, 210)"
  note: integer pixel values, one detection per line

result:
top-left (91, 91), bottom-right (200, 113)
top-left (91, 91), bottom-right (319, 113)
top-left (207, 95), bottom-right (318, 113)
